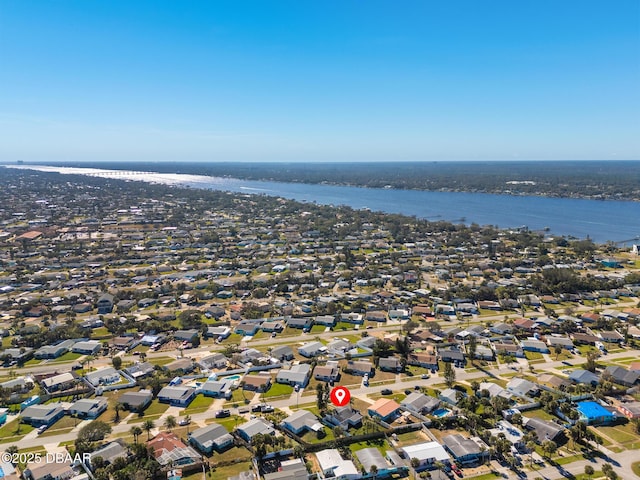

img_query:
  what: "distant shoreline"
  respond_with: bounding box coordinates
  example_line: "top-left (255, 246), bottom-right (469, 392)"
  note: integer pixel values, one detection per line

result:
top-left (6, 160), bottom-right (639, 202)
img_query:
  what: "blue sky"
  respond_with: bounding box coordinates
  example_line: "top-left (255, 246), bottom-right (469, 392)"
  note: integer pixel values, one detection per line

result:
top-left (1, 1), bottom-right (638, 162)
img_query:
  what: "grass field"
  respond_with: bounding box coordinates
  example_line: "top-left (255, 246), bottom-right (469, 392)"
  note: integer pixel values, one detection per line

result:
top-left (0, 419), bottom-right (35, 443)
top-left (262, 382), bottom-right (293, 399)
top-left (184, 395), bottom-right (215, 414)
top-left (127, 400), bottom-right (169, 422)
top-left (49, 352), bottom-right (83, 363)
top-left (40, 416), bottom-right (78, 437)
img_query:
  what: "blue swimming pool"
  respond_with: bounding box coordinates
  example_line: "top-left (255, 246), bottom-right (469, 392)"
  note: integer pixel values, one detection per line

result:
top-left (432, 408), bottom-right (451, 418)
top-left (221, 374), bottom-right (242, 382)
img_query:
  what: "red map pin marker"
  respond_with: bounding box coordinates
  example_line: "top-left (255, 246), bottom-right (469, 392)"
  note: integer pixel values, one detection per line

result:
top-left (330, 386), bottom-right (351, 407)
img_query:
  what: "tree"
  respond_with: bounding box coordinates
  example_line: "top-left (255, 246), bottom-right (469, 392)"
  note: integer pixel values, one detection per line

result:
top-left (112, 356), bottom-right (123, 370)
top-left (443, 361), bottom-right (456, 388)
top-left (585, 350), bottom-right (599, 373)
top-left (584, 465), bottom-right (594, 479)
top-left (316, 384), bottom-right (326, 411)
top-left (554, 344), bottom-right (562, 360)
top-left (541, 440), bottom-right (557, 459)
top-left (143, 419), bottom-right (155, 440)
top-left (467, 335), bottom-right (477, 362)
top-left (114, 402), bottom-right (123, 423)
top-left (602, 463), bottom-right (617, 480)
top-left (370, 464), bottom-right (378, 479)
top-left (130, 426), bottom-right (142, 444)
top-left (78, 421), bottom-right (112, 442)
top-left (164, 415), bottom-right (177, 431)
top-left (184, 414), bottom-right (191, 434)
top-left (410, 457), bottom-right (421, 469)
top-left (526, 441), bottom-right (537, 467)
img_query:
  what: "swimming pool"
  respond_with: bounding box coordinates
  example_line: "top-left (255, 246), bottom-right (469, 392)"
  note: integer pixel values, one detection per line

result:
top-left (221, 374), bottom-right (242, 382)
top-left (432, 408), bottom-right (451, 418)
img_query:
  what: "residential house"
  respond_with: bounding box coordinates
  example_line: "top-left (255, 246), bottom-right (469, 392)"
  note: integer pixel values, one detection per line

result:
top-left (521, 339), bottom-right (550, 353)
top-left (368, 398), bottom-right (400, 422)
top-left (600, 331), bottom-right (624, 344)
top-left (157, 386), bottom-right (196, 407)
top-left (174, 329), bottom-right (199, 343)
top-left (408, 352), bottom-right (438, 370)
top-left (242, 375), bottom-right (271, 392)
top-left (572, 333), bottom-right (599, 345)
top-left (439, 349), bottom-right (465, 365)
top-left (189, 424), bottom-right (234, 454)
top-left (617, 401), bottom-right (640, 419)
top-left (522, 417), bottom-right (565, 442)
top-left (314, 363), bottom-right (341, 383)
top-left (34, 339), bottom-right (75, 359)
top-left (264, 459), bottom-right (309, 480)
top-left (506, 378), bottom-right (540, 398)
top-left (148, 432), bottom-right (202, 468)
top-left (400, 442), bottom-right (450, 472)
top-left (603, 366), bottom-right (640, 387)
top-left (119, 390), bottom-right (153, 412)
top-left (85, 367), bottom-right (121, 387)
top-left (124, 362), bottom-right (155, 380)
top-left (201, 379), bottom-right (234, 399)
top-left (547, 336), bottom-right (574, 350)
top-left (165, 358), bottom-right (195, 374)
top-left (41, 372), bottom-right (76, 392)
top-left (401, 392), bottom-right (440, 414)
top-left (237, 417), bottom-right (275, 442)
top-left (281, 410), bottom-right (324, 435)
top-left (493, 343), bottom-right (525, 358)
top-left (97, 293), bottom-right (115, 314)
top-left (69, 398), bottom-right (108, 419)
top-left (323, 406), bottom-right (362, 431)
top-left (21, 404), bottom-right (65, 427)
top-left (204, 326), bottom-right (231, 340)
top-left (276, 364), bottom-right (310, 388)
top-left (442, 434), bottom-right (489, 466)
top-left (235, 320), bottom-right (262, 336)
top-left (90, 441), bottom-right (128, 466)
top-left (315, 315), bottom-right (336, 327)
top-left (439, 388), bottom-right (463, 406)
top-left (569, 369), bottom-right (600, 387)
top-left (271, 345), bottom-right (294, 361)
top-left (378, 356), bottom-right (402, 373)
top-left (298, 341), bottom-right (325, 358)
top-left (198, 354), bottom-right (228, 370)
top-left (346, 360), bottom-right (373, 377)
top-left (315, 449), bottom-right (359, 479)
top-left (489, 421), bottom-right (525, 450)
top-left (72, 340), bottom-right (102, 355)
top-left (576, 401), bottom-right (616, 426)
top-left (287, 317), bottom-right (314, 331)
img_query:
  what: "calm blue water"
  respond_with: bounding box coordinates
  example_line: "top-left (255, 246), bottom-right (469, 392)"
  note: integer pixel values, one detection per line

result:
top-left (7, 165), bottom-right (640, 243)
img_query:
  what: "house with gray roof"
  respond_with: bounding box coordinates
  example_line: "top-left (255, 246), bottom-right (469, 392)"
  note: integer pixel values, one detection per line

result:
top-left (85, 367), bottom-right (121, 387)
top-left (547, 336), bottom-right (574, 350)
top-left (477, 382), bottom-right (512, 400)
top-left (276, 363), bottom-right (311, 388)
top-left (401, 392), bottom-right (440, 414)
top-left (124, 362), bottom-right (155, 379)
top-left (34, 339), bottom-right (76, 359)
top-left (90, 441), bottom-right (128, 465)
top-left (157, 386), bottom-right (196, 407)
top-left (323, 406), bottom-right (362, 431)
top-left (378, 356), bottom-right (402, 373)
top-left (201, 379), bottom-right (234, 399)
top-left (569, 369), bottom-right (600, 386)
top-left (264, 458), bottom-right (309, 480)
top-left (69, 398), bottom-right (108, 419)
top-left (271, 345), bottom-right (294, 361)
top-left (287, 317), bottom-right (314, 330)
top-left (119, 389), bottom-right (153, 412)
top-left (198, 353), bottom-right (229, 370)
top-left (521, 339), bottom-right (550, 353)
top-left (72, 340), bottom-right (102, 355)
top-left (41, 372), bottom-right (76, 392)
top-left (346, 360), bottom-right (373, 376)
top-left (506, 378), bottom-right (540, 398)
top-left (439, 388), bottom-right (462, 406)
top-left (237, 417), bottom-right (275, 442)
top-left (281, 410), bottom-right (324, 435)
top-left (204, 325), bottom-right (231, 340)
top-left (189, 424), bottom-right (234, 454)
top-left (522, 416), bottom-right (565, 442)
top-left (355, 448), bottom-right (398, 477)
top-left (442, 434), bottom-right (489, 466)
top-left (298, 341), bottom-right (325, 358)
top-left (603, 366), bottom-right (640, 386)
top-left (21, 403), bottom-right (65, 427)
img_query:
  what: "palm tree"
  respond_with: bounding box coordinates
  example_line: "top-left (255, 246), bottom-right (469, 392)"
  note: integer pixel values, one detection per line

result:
top-left (130, 426), bottom-right (142, 444)
top-left (584, 465), bottom-right (594, 479)
top-left (370, 464), bottom-right (378, 480)
top-left (114, 402), bottom-right (123, 423)
top-left (143, 419), bottom-right (155, 440)
top-left (164, 415), bottom-right (177, 432)
top-left (184, 415), bottom-right (191, 434)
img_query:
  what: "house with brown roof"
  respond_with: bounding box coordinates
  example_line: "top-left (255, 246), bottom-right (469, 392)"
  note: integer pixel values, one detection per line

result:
top-left (242, 374), bottom-right (271, 392)
top-left (367, 398), bottom-right (400, 422)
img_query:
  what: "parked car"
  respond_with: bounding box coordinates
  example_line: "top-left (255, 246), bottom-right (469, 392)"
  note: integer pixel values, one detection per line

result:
top-left (37, 425), bottom-right (48, 435)
top-left (421, 374), bottom-right (430, 379)
top-left (251, 405), bottom-right (262, 412)
top-left (260, 405), bottom-right (274, 413)
top-left (178, 418), bottom-right (191, 426)
top-left (215, 409), bottom-right (231, 418)
top-left (381, 389), bottom-right (392, 395)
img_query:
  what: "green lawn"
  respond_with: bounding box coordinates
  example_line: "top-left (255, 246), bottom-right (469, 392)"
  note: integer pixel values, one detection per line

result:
top-left (0, 419), bottom-right (35, 443)
top-left (127, 400), bottom-right (169, 422)
top-left (524, 350), bottom-right (543, 360)
top-left (632, 461), bottom-right (640, 478)
top-left (224, 389), bottom-right (254, 407)
top-left (311, 324), bottom-right (328, 333)
top-left (49, 352), bottom-right (83, 363)
top-left (262, 383), bottom-right (293, 399)
top-left (207, 460), bottom-right (253, 479)
top-left (206, 415), bottom-right (246, 431)
top-left (40, 416), bottom-right (79, 437)
top-left (147, 356), bottom-right (174, 367)
top-left (184, 395), bottom-right (215, 414)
